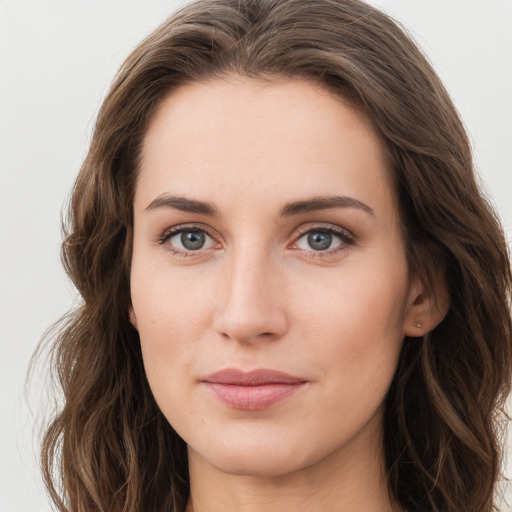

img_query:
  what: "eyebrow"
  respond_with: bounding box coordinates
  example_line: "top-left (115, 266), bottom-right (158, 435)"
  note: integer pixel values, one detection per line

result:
top-left (144, 194), bottom-right (219, 215)
top-left (280, 195), bottom-right (375, 217)
top-left (144, 193), bottom-right (374, 217)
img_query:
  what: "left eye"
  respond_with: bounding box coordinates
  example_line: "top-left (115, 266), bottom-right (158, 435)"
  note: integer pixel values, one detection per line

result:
top-left (295, 230), bottom-right (344, 251)
top-left (168, 229), bottom-right (215, 251)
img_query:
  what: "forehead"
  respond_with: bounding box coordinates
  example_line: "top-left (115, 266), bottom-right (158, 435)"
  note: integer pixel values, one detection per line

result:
top-left (136, 76), bottom-right (396, 221)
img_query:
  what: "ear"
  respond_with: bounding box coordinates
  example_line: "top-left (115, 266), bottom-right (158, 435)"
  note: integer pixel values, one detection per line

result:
top-left (128, 306), bottom-right (138, 331)
top-left (403, 273), bottom-right (450, 338)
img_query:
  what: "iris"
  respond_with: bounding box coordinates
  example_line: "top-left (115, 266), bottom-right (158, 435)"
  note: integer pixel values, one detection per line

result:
top-left (308, 231), bottom-right (332, 251)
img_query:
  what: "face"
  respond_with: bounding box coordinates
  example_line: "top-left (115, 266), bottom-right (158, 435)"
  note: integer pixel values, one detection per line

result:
top-left (130, 76), bottom-right (421, 478)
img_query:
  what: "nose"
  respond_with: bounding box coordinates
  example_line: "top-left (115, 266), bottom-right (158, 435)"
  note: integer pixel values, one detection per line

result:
top-left (212, 248), bottom-right (288, 344)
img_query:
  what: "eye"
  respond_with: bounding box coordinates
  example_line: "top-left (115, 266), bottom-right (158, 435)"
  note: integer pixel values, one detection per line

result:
top-left (292, 225), bottom-right (355, 254)
top-left (158, 226), bottom-right (217, 254)
top-left (173, 230), bottom-right (209, 250)
top-left (301, 231), bottom-right (337, 251)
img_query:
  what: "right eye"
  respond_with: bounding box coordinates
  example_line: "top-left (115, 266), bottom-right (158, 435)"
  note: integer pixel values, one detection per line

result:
top-left (158, 226), bottom-right (218, 255)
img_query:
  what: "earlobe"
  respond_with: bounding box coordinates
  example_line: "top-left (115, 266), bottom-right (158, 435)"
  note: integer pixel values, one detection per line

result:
top-left (128, 306), bottom-right (138, 331)
top-left (403, 276), bottom-right (450, 338)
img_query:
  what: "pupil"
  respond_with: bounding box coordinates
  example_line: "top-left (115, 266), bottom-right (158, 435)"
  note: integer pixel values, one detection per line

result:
top-left (308, 231), bottom-right (332, 251)
top-left (181, 231), bottom-right (205, 250)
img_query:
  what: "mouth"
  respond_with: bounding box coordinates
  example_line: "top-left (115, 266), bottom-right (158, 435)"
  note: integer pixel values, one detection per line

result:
top-left (201, 368), bottom-right (308, 410)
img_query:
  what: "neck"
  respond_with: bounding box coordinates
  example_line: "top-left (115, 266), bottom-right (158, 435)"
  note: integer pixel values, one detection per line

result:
top-left (185, 413), bottom-right (401, 512)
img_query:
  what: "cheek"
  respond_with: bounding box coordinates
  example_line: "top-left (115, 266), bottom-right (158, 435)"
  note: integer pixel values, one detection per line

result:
top-left (297, 261), bottom-right (407, 338)
top-left (132, 250), bottom-right (215, 331)
top-left (130, 258), bottom-right (213, 387)
top-left (292, 261), bottom-right (408, 390)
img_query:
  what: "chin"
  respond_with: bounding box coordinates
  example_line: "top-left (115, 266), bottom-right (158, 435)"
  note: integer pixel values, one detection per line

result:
top-left (204, 453), bottom-right (309, 479)
top-left (188, 431), bottom-right (326, 479)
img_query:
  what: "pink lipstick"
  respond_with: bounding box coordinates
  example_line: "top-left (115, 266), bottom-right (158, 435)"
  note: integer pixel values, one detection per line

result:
top-left (202, 368), bottom-right (307, 410)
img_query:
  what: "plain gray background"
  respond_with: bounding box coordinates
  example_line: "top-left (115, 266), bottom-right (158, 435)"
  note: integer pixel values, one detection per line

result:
top-left (1, 1), bottom-right (511, 510)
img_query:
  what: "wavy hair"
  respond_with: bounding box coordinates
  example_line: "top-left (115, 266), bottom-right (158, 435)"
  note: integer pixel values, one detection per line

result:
top-left (38, 0), bottom-right (512, 511)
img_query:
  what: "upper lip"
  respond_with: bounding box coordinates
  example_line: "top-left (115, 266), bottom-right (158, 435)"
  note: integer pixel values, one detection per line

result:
top-left (202, 368), bottom-right (307, 386)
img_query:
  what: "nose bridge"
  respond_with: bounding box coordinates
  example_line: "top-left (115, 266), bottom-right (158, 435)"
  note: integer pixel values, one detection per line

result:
top-left (213, 241), bottom-right (287, 343)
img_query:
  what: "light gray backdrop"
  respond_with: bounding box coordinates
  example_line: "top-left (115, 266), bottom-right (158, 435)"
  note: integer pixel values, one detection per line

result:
top-left (1, 1), bottom-right (511, 511)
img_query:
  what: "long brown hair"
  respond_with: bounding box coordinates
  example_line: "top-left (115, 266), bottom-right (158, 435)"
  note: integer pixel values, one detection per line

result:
top-left (38, 0), bottom-right (512, 510)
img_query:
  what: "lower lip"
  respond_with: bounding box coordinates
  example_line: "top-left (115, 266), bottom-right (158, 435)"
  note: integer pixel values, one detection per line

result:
top-left (204, 382), bottom-right (305, 410)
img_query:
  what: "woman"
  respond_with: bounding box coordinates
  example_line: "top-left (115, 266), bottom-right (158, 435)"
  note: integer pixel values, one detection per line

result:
top-left (40, 0), bottom-right (512, 511)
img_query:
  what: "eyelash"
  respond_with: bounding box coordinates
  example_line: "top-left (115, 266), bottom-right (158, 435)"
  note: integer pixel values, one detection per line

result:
top-left (155, 223), bottom-right (356, 259)
top-left (155, 224), bottom-right (219, 258)
top-left (291, 224), bottom-right (356, 259)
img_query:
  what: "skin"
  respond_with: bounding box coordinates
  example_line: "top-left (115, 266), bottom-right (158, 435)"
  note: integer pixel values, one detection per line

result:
top-left (130, 76), bottom-right (445, 512)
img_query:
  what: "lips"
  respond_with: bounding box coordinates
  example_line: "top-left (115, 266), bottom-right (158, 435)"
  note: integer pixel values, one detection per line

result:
top-left (201, 368), bottom-right (307, 410)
